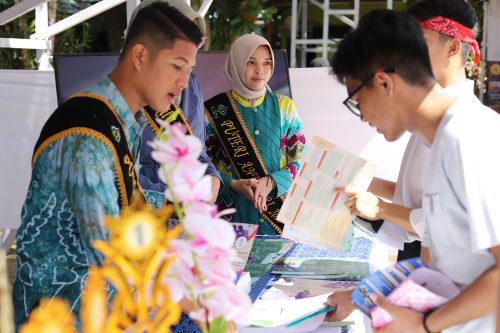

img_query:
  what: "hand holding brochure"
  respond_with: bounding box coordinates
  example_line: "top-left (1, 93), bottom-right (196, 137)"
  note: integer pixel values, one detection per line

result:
top-left (277, 136), bottom-right (376, 252)
top-left (351, 258), bottom-right (460, 328)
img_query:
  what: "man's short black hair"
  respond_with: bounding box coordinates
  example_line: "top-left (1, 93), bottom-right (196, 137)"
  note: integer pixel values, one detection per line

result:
top-left (407, 0), bottom-right (478, 63)
top-left (331, 9), bottom-right (434, 87)
top-left (120, 2), bottom-right (202, 60)
top-left (407, 0), bottom-right (477, 30)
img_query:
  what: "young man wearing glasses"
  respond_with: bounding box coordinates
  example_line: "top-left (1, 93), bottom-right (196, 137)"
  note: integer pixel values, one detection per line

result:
top-left (325, 8), bottom-right (500, 333)
top-left (341, 0), bottom-right (480, 262)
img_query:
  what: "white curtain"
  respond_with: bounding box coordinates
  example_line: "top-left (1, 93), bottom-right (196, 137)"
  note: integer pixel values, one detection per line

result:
top-left (487, 0), bottom-right (500, 60)
top-left (0, 70), bottom-right (57, 230)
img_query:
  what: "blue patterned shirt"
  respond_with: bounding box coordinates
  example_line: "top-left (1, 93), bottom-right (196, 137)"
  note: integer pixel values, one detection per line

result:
top-left (13, 76), bottom-right (146, 329)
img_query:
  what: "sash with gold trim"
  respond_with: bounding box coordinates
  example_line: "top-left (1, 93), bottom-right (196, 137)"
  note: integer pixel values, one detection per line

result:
top-left (143, 103), bottom-right (193, 136)
top-left (204, 92), bottom-right (284, 234)
top-left (32, 93), bottom-right (143, 209)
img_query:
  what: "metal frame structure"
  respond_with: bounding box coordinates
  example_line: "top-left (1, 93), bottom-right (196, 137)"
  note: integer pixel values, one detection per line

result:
top-left (0, 0), bottom-right (213, 70)
top-left (289, 0), bottom-right (393, 68)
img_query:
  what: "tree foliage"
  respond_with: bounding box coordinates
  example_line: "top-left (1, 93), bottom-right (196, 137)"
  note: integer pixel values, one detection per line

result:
top-left (0, 0), bottom-right (96, 69)
top-left (205, 0), bottom-right (277, 50)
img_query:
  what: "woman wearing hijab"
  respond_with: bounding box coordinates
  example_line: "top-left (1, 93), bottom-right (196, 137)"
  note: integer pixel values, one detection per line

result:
top-left (205, 34), bottom-right (306, 235)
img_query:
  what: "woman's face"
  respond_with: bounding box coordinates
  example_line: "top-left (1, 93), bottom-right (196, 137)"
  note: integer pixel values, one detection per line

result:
top-left (243, 45), bottom-right (273, 91)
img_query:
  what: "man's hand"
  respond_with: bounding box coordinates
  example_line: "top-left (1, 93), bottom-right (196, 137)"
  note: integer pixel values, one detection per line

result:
top-left (339, 188), bottom-right (383, 221)
top-left (209, 176), bottom-right (221, 205)
top-left (324, 289), bottom-right (356, 322)
top-left (253, 176), bottom-right (275, 213)
top-left (230, 179), bottom-right (257, 201)
top-left (371, 295), bottom-right (426, 333)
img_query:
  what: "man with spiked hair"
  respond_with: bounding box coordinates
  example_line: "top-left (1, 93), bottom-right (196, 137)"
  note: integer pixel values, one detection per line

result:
top-left (13, 2), bottom-right (202, 329)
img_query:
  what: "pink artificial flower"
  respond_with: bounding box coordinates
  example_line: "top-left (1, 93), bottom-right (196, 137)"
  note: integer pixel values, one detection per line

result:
top-left (166, 240), bottom-right (205, 298)
top-left (184, 201), bottom-right (218, 217)
top-left (196, 284), bottom-right (252, 324)
top-left (150, 121), bottom-right (202, 170)
top-left (183, 213), bottom-right (236, 249)
top-left (160, 162), bottom-right (212, 203)
top-left (151, 118), bottom-right (252, 327)
top-left (196, 247), bottom-right (237, 284)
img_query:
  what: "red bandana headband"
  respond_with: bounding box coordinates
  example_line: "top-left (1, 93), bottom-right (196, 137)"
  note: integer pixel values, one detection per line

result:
top-left (419, 16), bottom-right (481, 65)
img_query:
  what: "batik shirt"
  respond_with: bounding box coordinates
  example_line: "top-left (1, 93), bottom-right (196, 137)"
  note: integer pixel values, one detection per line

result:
top-left (13, 76), bottom-right (146, 329)
top-left (205, 90), bottom-right (305, 235)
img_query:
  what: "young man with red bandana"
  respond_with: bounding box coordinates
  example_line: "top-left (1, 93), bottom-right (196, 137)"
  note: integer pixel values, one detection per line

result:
top-left (324, 2), bottom-right (500, 333)
top-left (339, 0), bottom-right (480, 261)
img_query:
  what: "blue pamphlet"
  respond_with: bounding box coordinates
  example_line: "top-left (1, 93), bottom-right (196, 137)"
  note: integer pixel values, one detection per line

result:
top-left (351, 258), bottom-right (426, 317)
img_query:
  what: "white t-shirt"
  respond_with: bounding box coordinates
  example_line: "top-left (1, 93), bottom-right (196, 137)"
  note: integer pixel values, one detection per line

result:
top-left (422, 93), bottom-right (500, 333)
top-left (378, 80), bottom-right (475, 246)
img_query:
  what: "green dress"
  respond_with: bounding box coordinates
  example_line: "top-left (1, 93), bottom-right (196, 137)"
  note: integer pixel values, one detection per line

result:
top-left (205, 90), bottom-right (306, 235)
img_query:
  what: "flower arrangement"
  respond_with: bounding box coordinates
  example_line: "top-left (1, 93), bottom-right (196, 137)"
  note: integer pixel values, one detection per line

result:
top-left (9, 119), bottom-right (251, 333)
top-left (18, 200), bottom-right (182, 333)
top-left (150, 120), bottom-right (251, 332)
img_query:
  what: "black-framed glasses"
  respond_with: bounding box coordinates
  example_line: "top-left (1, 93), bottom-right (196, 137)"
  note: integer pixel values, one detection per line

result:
top-left (343, 68), bottom-right (397, 117)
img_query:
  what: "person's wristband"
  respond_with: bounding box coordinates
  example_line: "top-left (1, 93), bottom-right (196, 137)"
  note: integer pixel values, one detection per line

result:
top-left (422, 309), bottom-right (438, 333)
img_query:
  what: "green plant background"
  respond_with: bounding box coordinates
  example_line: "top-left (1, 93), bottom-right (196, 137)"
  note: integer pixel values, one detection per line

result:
top-left (0, 0), bottom-right (486, 69)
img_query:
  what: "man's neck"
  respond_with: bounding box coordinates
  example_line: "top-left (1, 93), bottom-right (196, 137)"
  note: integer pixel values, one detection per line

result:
top-left (109, 66), bottom-right (142, 115)
top-left (405, 83), bottom-right (456, 145)
top-left (441, 65), bottom-right (467, 89)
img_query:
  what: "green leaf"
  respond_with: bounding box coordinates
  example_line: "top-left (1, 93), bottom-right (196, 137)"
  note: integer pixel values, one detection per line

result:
top-left (208, 316), bottom-right (229, 333)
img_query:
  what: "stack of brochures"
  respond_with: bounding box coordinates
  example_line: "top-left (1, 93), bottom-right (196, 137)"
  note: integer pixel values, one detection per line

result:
top-left (242, 294), bottom-right (334, 332)
top-left (243, 237), bottom-right (295, 284)
top-left (351, 258), bottom-right (460, 328)
top-left (271, 257), bottom-right (370, 280)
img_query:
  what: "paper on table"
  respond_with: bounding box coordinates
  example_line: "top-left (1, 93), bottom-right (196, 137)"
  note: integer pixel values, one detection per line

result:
top-left (272, 257), bottom-right (369, 279)
top-left (231, 223), bottom-right (259, 274)
top-left (282, 224), bottom-right (353, 255)
top-left (278, 136), bottom-right (376, 251)
top-left (260, 277), bottom-right (359, 301)
top-left (244, 294), bottom-right (331, 332)
top-left (244, 237), bottom-right (295, 284)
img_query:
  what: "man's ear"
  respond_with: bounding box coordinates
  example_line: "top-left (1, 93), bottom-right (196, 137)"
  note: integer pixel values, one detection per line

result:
top-left (130, 43), bottom-right (148, 71)
top-left (374, 71), bottom-right (394, 96)
top-left (447, 37), bottom-right (461, 59)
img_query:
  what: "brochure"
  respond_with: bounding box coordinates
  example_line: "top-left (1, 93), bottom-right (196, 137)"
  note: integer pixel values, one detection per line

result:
top-left (243, 237), bottom-right (294, 284)
top-left (271, 257), bottom-right (369, 279)
top-left (277, 136), bottom-right (376, 252)
top-left (231, 223), bottom-right (259, 274)
top-left (351, 258), bottom-right (460, 328)
top-left (244, 294), bottom-right (332, 332)
top-left (260, 277), bottom-right (359, 301)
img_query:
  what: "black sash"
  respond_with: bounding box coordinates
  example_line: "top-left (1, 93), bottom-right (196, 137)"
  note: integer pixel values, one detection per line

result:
top-left (32, 93), bottom-right (142, 209)
top-left (143, 103), bottom-right (193, 136)
top-left (205, 92), bottom-right (284, 234)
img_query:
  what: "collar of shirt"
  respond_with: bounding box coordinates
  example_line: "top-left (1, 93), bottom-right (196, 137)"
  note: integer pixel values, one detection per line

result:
top-left (85, 75), bottom-right (147, 156)
top-left (442, 79), bottom-right (474, 98)
top-left (231, 90), bottom-right (266, 108)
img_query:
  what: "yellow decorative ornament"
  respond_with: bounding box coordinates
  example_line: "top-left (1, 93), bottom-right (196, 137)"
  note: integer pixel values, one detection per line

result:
top-left (490, 63), bottom-right (500, 76)
top-left (90, 194), bottom-right (182, 333)
top-left (19, 298), bottom-right (76, 333)
top-left (18, 193), bottom-right (183, 333)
